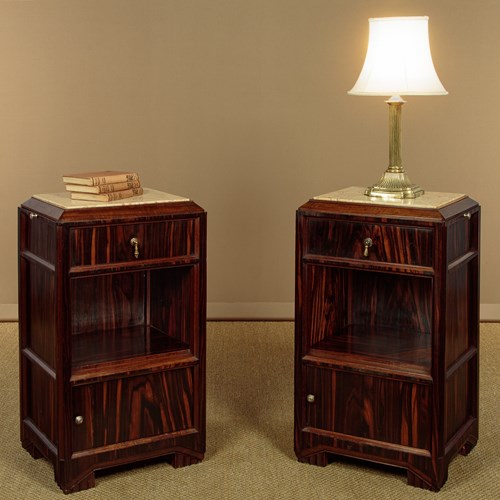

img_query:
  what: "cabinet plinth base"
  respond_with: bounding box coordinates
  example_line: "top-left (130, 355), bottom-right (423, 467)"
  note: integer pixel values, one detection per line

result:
top-left (295, 422), bottom-right (478, 492)
top-left (22, 435), bottom-right (205, 494)
top-left (59, 472), bottom-right (96, 495)
top-left (22, 441), bottom-right (43, 460)
top-left (170, 451), bottom-right (203, 468)
top-left (407, 469), bottom-right (444, 492)
top-left (298, 448), bottom-right (450, 492)
top-left (459, 438), bottom-right (477, 457)
top-left (298, 451), bottom-right (328, 467)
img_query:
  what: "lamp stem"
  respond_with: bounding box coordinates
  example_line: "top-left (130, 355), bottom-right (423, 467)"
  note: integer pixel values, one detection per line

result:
top-left (388, 96), bottom-right (404, 172)
top-left (364, 95), bottom-right (424, 199)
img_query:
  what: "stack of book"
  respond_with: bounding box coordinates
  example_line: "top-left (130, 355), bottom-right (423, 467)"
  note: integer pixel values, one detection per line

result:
top-left (62, 171), bottom-right (143, 202)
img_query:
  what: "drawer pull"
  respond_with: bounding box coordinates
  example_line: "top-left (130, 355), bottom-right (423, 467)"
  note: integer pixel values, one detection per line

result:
top-left (29, 212), bottom-right (38, 220)
top-left (306, 394), bottom-right (315, 403)
top-left (464, 212), bottom-right (471, 219)
top-left (363, 237), bottom-right (373, 257)
top-left (74, 415), bottom-right (84, 425)
top-left (130, 237), bottom-right (140, 259)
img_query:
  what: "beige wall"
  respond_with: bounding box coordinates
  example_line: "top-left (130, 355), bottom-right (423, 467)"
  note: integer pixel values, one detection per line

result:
top-left (1, 0), bottom-right (499, 319)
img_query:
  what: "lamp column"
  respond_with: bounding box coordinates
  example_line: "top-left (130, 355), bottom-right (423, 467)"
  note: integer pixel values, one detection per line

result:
top-left (388, 95), bottom-right (404, 170)
top-left (365, 95), bottom-right (424, 199)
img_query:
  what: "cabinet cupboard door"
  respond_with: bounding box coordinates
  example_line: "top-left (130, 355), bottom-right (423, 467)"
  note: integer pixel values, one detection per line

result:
top-left (72, 368), bottom-right (195, 452)
top-left (304, 366), bottom-right (431, 452)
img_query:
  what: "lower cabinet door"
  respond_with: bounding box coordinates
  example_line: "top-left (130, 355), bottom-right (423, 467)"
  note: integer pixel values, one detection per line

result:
top-left (72, 367), bottom-right (195, 452)
top-left (304, 365), bottom-right (431, 452)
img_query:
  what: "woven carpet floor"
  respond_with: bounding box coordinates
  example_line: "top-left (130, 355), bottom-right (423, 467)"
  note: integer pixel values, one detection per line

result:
top-left (0, 322), bottom-right (498, 499)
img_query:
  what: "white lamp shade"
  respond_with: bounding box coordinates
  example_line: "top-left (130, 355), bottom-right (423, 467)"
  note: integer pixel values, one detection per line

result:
top-left (348, 16), bottom-right (447, 96)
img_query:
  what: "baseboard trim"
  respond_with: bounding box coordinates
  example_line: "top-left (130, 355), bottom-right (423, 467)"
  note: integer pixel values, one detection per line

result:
top-left (0, 302), bottom-right (295, 322)
top-left (479, 304), bottom-right (500, 322)
top-left (207, 302), bottom-right (294, 321)
top-left (1, 302), bottom-right (499, 322)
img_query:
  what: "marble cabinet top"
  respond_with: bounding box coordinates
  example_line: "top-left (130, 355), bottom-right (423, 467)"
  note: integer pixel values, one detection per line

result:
top-left (313, 186), bottom-right (466, 209)
top-left (33, 188), bottom-right (190, 210)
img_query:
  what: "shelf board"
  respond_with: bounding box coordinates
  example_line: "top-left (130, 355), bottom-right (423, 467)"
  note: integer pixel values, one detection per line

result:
top-left (68, 256), bottom-right (200, 277)
top-left (71, 325), bottom-right (192, 381)
top-left (303, 254), bottom-right (434, 277)
top-left (305, 324), bottom-right (432, 382)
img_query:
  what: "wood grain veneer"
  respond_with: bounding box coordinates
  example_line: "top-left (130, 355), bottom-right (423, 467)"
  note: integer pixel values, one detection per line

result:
top-left (294, 196), bottom-right (480, 491)
top-left (19, 196), bottom-right (206, 493)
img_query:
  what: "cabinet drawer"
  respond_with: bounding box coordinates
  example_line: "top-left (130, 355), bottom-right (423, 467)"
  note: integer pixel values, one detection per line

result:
top-left (71, 368), bottom-right (195, 452)
top-left (70, 219), bottom-right (198, 267)
top-left (305, 218), bottom-right (434, 266)
top-left (303, 365), bottom-right (431, 451)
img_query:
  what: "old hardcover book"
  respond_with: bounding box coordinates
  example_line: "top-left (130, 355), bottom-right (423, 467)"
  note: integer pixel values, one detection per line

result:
top-left (70, 187), bottom-right (144, 202)
top-left (62, 170), bottom-right (140, 186)
top-left (65, 180), bottom-right (141, 193)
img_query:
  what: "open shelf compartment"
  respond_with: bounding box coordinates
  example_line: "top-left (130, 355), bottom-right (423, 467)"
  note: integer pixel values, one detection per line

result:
top-left (304, 264), bottom-right (433, 380)
top-left (70, 265), bottom-right (196, 375)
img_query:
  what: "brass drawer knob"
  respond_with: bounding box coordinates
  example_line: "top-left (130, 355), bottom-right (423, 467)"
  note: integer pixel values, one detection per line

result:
top-left (464, 212), bottom-right (471, 219)
top-left (306, 394), bottom-right (315, 403)
top-left (363, 237), bottom-right (373, 257)
top-left (74, 415), bottom-right (84, 425)
top-left (130, 237), bottom-right (140, 259)
top-left (29, 212), bottom-right (38, 220)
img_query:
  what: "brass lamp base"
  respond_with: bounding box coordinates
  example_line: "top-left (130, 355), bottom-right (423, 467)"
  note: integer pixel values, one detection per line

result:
top-left (365, 170), bottom-right (424, 200)
top-left (364, 96), bottom-right (425, 201)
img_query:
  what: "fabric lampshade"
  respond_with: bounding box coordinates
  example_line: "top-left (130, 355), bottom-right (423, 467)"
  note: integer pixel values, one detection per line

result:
top-left (349, 16), bottom-right (447, 96)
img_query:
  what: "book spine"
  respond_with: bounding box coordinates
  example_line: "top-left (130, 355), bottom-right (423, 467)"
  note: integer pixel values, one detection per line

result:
top-left (70, 187), bottom-right (144, 202)
top-left (96, 180), bottom-right (141, 193)
top-left (90, 173), bottom-right (140, 186)
top-left (64, 180), bottom-right (142, 193)
top-left (102, 187), bottom-right (144, 201)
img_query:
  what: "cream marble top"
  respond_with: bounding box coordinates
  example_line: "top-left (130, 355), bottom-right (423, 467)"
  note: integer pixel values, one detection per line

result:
top-left (313, 186), bottom-right (466, 209)
top-left (33, 188), bottom-right (190, 210)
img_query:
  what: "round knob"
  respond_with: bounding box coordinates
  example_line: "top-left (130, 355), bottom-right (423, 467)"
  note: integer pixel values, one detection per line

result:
top-left (306, 394), bottom-right (315, 403)
top-left (29, 213), bottom-right (38, 220)
top-left (74, 415), bottom-right (84, 425)
top-left (464, 212), bottom-right (471, 219)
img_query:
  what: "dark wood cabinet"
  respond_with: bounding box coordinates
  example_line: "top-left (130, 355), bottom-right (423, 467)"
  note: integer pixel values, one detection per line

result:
top-left (18, 192), bottom-right (206, 493)
top-left (294, 189), bottom-right (480, 491)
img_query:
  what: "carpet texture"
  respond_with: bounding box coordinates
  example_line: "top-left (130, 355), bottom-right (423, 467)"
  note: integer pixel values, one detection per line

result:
top-left (0, 322), bottom-right (498, 499)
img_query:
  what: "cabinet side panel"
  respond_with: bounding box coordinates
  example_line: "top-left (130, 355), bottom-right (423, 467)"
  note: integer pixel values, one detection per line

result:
top-left (25, 213), bottom-right (57, 265)
top-left (24, 262), bottom-right (56, 367)
top-left (444, 256), bottom-right (478, 443)
top-left (445, 266), bottom-right (470, 367)
top-left (446, 217), bottom-right (471, 263)
top-left (445, 363), bottom-right (470, 442)
top-left (26, 362), bottom-right (57, 445)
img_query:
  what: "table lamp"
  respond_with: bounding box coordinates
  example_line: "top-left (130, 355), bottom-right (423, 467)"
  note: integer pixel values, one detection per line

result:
top-left (349, 16), bottom-right (447, 199)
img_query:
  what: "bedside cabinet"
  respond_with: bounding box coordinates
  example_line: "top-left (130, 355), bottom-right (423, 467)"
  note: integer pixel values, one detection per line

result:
top-left (294, 187), bottom-right (480, 491)
top-left (18, 189), bottom-right (206, 493)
